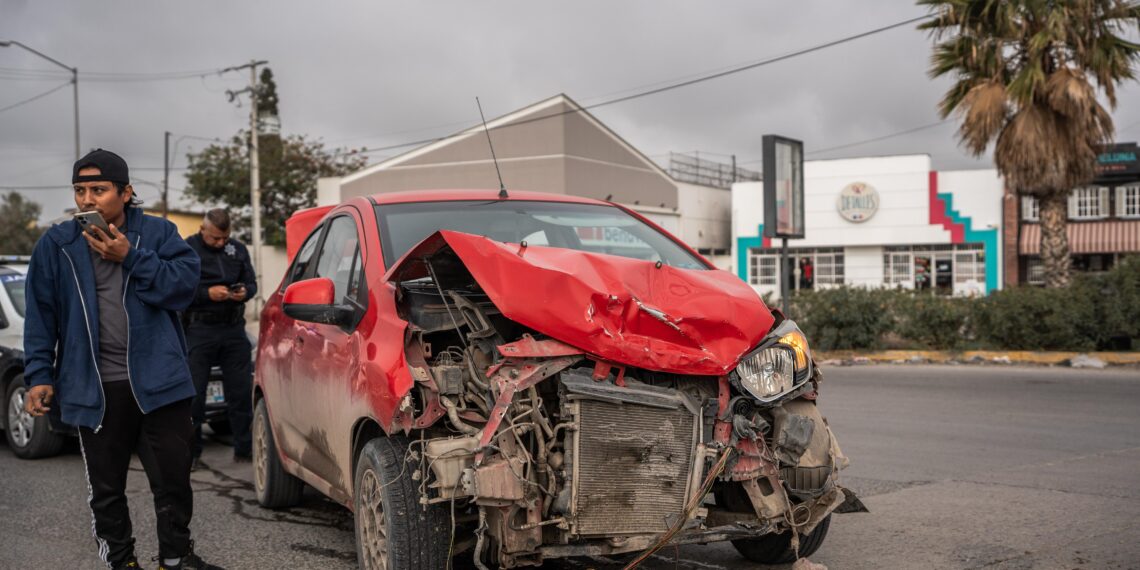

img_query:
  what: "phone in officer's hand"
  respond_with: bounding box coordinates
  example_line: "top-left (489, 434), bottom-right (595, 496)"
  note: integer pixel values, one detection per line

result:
top-left (73, 211), bottom-right (111, 236)
top-left (229, 283), bottom-right (245, 293)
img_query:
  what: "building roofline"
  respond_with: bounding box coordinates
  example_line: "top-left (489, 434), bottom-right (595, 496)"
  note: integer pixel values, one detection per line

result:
top-left (341, 93), bottom-right (674, 186)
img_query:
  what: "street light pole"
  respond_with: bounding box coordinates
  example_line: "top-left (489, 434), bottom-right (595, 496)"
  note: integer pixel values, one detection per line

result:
top-left (0, 40), bottom-right (80, 160)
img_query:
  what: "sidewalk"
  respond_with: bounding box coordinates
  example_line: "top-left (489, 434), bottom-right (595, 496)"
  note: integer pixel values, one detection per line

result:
top-left (815, 350), bottom-right (1140, 368)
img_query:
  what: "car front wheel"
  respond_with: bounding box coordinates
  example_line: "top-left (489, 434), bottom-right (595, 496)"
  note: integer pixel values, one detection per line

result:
top-left (354, 436), bottom-right (449, 570)
top-left (252, 398), bottom-right (303, 508)
top-left (5, 375), bottom-right (66, 459)
top-left (731, 515), bottom-right (831, 564)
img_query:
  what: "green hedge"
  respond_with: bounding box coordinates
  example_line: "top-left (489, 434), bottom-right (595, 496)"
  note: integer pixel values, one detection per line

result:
top-left (785, 255), bottom-right (1139, 352)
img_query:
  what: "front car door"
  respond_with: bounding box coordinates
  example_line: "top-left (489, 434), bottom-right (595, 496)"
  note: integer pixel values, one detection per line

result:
top-left (287, 212), bottom-right (368, 495)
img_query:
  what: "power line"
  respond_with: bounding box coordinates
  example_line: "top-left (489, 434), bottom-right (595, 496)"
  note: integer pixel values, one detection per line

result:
top-left (0, 184), bottom-right (69, 191)
top-left (354, 13), bottom-right (935, 157)
top-left (0, 65), bottom-right (243, 83)
top-left (806, 120), bottom-right (954, 157)
top-left (0, 81), bottom-right (71, 115)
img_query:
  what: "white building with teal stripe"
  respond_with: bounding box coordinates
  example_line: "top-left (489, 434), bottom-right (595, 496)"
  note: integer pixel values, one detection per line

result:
top-left (731, 155), bottom-right (1003, 299)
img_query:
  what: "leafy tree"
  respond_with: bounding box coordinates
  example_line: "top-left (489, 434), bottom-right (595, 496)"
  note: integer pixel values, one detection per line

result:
top-left (920, 0), bottom-right (1140, 287)
top-left (0, 192), bottom-right (44, 255)
top-left (183, 133), bottom-right (366, 246)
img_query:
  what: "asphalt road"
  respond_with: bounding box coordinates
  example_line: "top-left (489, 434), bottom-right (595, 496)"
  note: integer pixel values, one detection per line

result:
top-left (2, 364), bottom-right (1139, 569)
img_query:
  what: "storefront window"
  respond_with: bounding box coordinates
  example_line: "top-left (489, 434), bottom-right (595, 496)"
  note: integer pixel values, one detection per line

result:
top-left (1118, 185), bottom-right (1140, 218)
top-left (748, 247), bottom-right (843, 289)
top-left (1026, 257), bottom-right (1045, 285)
top-left (1069, 187), bottom-right (1110, 220)
top-left (748, 251), bottom-right (778, 286)
top-left (1021, 196), bottom-right (1039, 222)
top-left (884, 244), bottom-right (983, 295)
top-left (812, 249), bottom-right (845, 287)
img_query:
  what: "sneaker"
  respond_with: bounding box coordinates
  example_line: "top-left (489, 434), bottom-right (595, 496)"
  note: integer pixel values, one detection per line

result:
top-left (156, 542), bottom-right (224, 570)
top-left (113, 557), bottom-right (144, 569)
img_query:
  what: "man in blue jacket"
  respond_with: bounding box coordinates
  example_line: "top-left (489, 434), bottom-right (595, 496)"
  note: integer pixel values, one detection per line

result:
top-left (23, 149), bottom-right (221, 570)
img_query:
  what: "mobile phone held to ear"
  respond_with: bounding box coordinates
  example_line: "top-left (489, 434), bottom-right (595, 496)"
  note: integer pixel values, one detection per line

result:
top-left (73, 211), bottom-right (111, 236)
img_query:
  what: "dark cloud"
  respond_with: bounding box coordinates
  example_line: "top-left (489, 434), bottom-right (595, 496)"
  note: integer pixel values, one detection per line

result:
top-left (2, 1), bottom-right (1138, 219)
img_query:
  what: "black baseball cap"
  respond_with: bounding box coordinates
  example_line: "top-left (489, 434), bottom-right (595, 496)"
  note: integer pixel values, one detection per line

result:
top-left (73, 149), bottom-right (130, 186)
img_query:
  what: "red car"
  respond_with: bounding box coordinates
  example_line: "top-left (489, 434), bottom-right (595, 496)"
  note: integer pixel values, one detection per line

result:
top-left (253, 189), bottom-right (861, 569)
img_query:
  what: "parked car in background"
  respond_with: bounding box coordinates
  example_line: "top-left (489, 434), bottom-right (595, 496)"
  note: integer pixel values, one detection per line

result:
top-left (1, 256), bottom-right (69, 458)
top-left (253, 190), bottom-right (862, 569)
top-left (0, 256), bottom-right (240, 457)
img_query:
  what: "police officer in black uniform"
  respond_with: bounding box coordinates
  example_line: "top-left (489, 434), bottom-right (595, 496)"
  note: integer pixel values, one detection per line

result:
top-left (184, 208), bottom-right (256, 467)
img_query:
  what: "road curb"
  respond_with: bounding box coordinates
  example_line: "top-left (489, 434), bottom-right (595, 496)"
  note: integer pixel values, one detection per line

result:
top-left (814, 350), bottom-right (1140, 367)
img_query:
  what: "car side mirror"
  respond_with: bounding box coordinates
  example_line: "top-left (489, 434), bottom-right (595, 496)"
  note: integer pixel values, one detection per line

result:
top-left (282, 278), bottom-right (353, 326)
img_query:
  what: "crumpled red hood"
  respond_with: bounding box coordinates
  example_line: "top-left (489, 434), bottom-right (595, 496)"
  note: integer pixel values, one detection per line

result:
top-left (389, 230), bottom-right (774, 376)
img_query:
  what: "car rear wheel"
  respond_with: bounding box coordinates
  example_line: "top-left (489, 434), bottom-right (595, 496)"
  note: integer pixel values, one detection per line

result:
top-left (354, 436), bottom-right (450, 570)
top-left (252, 398), bottom-right (303, 508)
top-left (5, 375), bottom-right (65, 459)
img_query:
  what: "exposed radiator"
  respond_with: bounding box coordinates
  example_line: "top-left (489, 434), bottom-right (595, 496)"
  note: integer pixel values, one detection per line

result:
top-left (567, 378), bottom-right (701, 536)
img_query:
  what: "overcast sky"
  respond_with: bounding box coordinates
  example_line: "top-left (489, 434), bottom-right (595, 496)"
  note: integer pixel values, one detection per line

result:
top-left (3, 0), bottom-right (1140, 220)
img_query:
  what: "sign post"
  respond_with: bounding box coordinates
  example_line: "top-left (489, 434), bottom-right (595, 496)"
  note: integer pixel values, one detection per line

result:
top-left (762, 135), bottom-right (805, 316)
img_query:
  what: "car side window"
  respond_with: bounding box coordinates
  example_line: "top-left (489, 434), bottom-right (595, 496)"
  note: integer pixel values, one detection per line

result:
top-left (313, 216), bottom-right (362, 303)
top-left (283, 226), bottom-right (324, 290)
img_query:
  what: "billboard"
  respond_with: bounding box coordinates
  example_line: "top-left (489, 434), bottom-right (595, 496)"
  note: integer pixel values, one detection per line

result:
top-left (762, 135), bottom-right (805, 239)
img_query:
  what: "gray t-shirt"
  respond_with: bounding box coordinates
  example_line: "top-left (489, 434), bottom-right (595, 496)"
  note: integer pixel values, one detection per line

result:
top-left (88, 249), bottom-right (130, 383)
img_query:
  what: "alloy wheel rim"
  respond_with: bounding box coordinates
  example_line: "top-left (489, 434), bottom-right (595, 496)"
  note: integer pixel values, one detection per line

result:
top-left (253, 412), bottom-right (268, 493)
top-left (7, 387), bottom-right (33, 447)
top-left (358, 468), bottom-right (388, 569)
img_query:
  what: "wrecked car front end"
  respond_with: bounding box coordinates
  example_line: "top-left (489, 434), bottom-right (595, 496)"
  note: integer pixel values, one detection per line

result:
top-left (388, 227), bottom-right (863, 568)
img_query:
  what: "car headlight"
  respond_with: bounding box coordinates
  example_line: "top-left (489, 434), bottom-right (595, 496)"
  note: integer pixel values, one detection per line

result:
top-left (733, 320), bottom-right (813, 403)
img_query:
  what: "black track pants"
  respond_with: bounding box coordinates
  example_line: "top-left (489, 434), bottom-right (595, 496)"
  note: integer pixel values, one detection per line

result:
top-left (77, 381), bottom-right (194, 566)
top-left (187, 323), bottom-right (253, 457)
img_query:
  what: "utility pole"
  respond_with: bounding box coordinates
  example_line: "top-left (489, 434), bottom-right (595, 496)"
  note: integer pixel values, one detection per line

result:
top-left (224, 60), bottom-right (268, 311)
top-left (0, 40), bottom-right (80, 160)
top-left (162, 130), bottom-right (170, 218)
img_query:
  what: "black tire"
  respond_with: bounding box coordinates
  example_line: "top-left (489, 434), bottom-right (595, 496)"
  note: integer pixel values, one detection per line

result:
top-left (252, 398), bottom-right (303, 508)
top-left (4, 375), bottom-right (65, 459)
top-left (354, 436), bottom-right (450, 570)
top-left (731, 515), bottom-right (831, 564)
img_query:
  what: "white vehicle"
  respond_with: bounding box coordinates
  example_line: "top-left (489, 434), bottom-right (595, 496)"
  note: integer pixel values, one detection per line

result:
top-left (1, 256), bottom-right (69, 458)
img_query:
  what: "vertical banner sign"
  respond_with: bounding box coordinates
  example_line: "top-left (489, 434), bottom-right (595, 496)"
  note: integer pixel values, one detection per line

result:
top-left (762, 135), bottom-right (804, 315)
top-left (763, 136), bottom-right (805, 239)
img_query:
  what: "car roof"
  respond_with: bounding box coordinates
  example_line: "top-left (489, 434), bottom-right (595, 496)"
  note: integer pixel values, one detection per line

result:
top-left (366, 189), bottom-right (613, 207)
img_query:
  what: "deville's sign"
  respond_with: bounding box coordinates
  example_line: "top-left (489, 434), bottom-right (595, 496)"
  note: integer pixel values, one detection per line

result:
top-left (836, 181), bottom-right (879, 223)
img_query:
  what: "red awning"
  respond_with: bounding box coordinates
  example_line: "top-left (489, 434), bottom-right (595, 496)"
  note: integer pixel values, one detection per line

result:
top-left (1019, 220), bottom-right (1140, 255)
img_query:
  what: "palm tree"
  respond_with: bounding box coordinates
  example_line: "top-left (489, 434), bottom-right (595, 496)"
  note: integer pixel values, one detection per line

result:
top-left (920, 0), bottom-right (1140, 287)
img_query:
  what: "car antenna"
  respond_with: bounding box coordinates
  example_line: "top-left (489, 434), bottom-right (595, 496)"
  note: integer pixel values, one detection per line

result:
top-left (476, 97), bottom-right (508, 199)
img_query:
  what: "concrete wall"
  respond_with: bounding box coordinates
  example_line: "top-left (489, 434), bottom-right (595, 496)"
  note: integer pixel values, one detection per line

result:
top-left (677, 182), bottom-right (731, 252)
top-left (797, 155), bottom-right (949, 248)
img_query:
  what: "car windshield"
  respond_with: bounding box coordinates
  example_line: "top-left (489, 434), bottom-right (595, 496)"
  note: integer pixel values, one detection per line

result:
top-left (1, 269), bottom-right (26, 318)
top-left (375, 200), bottom-right (707, 270)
